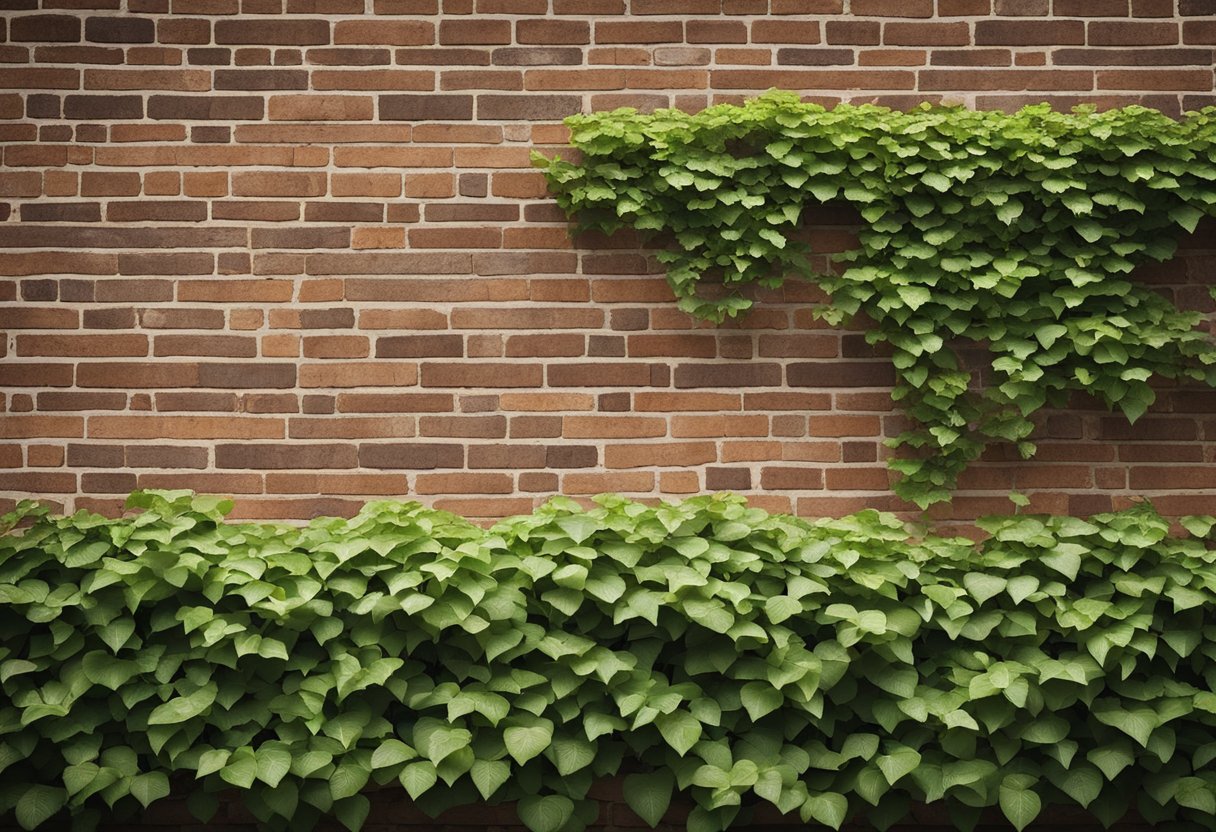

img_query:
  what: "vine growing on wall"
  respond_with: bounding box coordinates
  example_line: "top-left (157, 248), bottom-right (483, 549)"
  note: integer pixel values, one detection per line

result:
top-left (535, 92), bottom-right (1216, 507)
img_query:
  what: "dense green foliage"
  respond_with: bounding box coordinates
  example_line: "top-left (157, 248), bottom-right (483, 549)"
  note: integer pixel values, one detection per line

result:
top-left (4, 491), bottom-right (1216, 831)
top-left (536, 92), bottom-right (1216, 506)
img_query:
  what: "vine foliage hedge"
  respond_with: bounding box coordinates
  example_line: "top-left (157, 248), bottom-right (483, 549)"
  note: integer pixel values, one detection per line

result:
top-left (5, 491), bottom-right (1216, 831)
top-left (536, 92), bottom-right (1216, 506)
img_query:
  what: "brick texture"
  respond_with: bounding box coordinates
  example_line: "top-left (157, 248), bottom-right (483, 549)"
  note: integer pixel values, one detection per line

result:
top-left (1, 4), bottom-right (1215, 523)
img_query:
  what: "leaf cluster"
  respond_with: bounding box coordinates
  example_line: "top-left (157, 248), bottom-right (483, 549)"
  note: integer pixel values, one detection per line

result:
top-left (6, 492), bottom-right (1216, 830)
top-left (535, 92), bottom-right (1216, 506)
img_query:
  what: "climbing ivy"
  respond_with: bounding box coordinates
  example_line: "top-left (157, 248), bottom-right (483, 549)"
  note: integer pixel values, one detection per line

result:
top-left (535, 92), bottom-right (1216, 507)
top-left (6, 491), bottom-right (1216, 831)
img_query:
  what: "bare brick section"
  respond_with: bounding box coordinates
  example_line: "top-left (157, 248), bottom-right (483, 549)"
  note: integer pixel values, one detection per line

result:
top-left (1, 5), bottom-right (1214, 523)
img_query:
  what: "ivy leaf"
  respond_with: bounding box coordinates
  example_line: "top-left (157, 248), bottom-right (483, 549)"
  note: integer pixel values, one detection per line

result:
top-left (999, 775), bottom-right (1041, 832)
top-left (517, 795), bottom-right (575, 832)
top-left (803, 792), bottom-right (849, 830)
top-left (471, 759), bottom-right (510, 800)
top-left (147, 683), bottom-right (217, 725)
top-left (504, 721), bottom-right (554, 765)
top-left (656, 711), bottom-right (701, 756)
top-left (399, 761), bottom-right (437, 800)
top-left (129, 772), bottom-right (170, 809)
top-left (623, 770), bottom-right (674, 827)
top-left (15, 786), bottom-right (65, 830)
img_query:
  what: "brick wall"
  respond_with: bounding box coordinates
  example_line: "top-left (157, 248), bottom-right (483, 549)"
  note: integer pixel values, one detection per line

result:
top-left (1, 1), bottom-right (1215, 523)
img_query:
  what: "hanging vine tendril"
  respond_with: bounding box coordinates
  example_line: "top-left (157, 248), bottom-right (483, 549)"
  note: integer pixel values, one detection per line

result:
top-left (536, 91), bottom-right (1216, 507)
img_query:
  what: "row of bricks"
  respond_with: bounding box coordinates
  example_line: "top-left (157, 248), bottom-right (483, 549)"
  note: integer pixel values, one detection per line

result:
top-left (9, 46), bottom-right (1216, 74)
top-left (6, 409), bottom-right (1216, 442)
top-left (0, 359), bottom-right (903, 388)
top-left (4, 15), bottom-right (1215, 47)
top-left (0, 333), bottom-right (867, 358)
top-left (16, 329), bottom-right (1216, 367)
top-left (9, 433), bottom-right (1216, 477)
top-left (6, 386), bottom-right (1216, 422)
top-left (2, 69), bottom-right (1214, 99)
top-left (6, 473), bottom-right (1213, 523)
top-left (2, 49), bottom-right (1216, 79)
top-left (0, 412), bottom-right (888, 437)
top-left (8, 463), bottom-right (1213, 498)
top-left (3, 0), bottom-right (1211, 20)
top-left (6, 413), bottom-right (1216, 449)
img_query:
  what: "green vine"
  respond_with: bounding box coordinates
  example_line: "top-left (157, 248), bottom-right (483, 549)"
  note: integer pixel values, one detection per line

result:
top-left (6, 492), bottom-right (1216, 831)
top-left (535, 92), bottom-right (1216, 507)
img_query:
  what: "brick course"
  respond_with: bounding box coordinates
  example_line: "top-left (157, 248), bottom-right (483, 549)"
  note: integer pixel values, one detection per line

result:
top-left (1, 3), bottom-right (1215, 522)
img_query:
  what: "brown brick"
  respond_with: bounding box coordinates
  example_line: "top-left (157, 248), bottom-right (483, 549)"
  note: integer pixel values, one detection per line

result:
top-left (753, 21), bottom-right (820, 43)
top-left (215, 19), bottom-right (331, 45)
top-left (919, 69), bottom-right (1096, 90)
top-left (1097, 69), bottom-right (1213, 89)
top-left (1053, 48), bottom-right (1212, 65)
top-left (0, 472), bottom-right (78, 493)
top-left (64, 95), bottom-right (143, 119)
top-left (605, 442), bottom-right (716, 468)
top-left (546, 445), bottom-right (598, 468)
top-left (995, 0), bottom-right (1046, 13)
top-left (673, 363), bottom-right (782, 388)
top-left (216, 443), bottom-right (355, 469)
top-left (685, 20), bottom-right (747, 43)
top-left (85, 16), bottom-right (155, 44)
top-left (1090, 21), bottom-right (1179, 44)
top-left (38, 392), bottom-right (126, 411)
top-left (11, 15), bottom-right (81, 42)
top-left (787, 362), bottom-right (896, 387)
top-left (359, 442), bottom-right (463, 469)
top-left (268, 94), bottom-right (374, 120)
top-left (975, 19), bottom-right (1086, 44)
top-left (884, 22), bottom-right (971, 45)
top-left (477, 94), bottom-right (583, 120)
top-left (712, 68), bottom-right (914, 89)
top-left (421, 363), bottom-right (542, 388)
top-left (1053, 0), bottom-right (1128, 13)
top-left (377, 335), bottom-right (464, 358)
top-left (851, 0), bottom-right (934, 15)
top-left (16, 334), bottom-right (147, 357)
top-left (148, 95), bottom-right (264, 120)
top-left (777, 48), bottom-right (857, 65)
top-left (334, 19), bottom-right (433, 45)
top-left (760, 466), bottom-right (824, 489)
top-left (548, 363), bottom-right (651, 387)
top-left (380, 94), bottom-right (474, 120)
top-left (232, 172), bottom-right (326, 197)
top-left (517, 19), bottom-right (590, 44)
top-left (596, 20), bottom-right (683, 43)
top-left (0, 416), bottom-right (83, 439)
top-left (418, 415), bottom-right (506, 438)
top-left (440, 19), bottom-right (511, 45)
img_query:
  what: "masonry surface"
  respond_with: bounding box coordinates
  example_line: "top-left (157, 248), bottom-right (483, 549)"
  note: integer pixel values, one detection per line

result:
top-left (0, 0), bottom-right (1214, 522)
